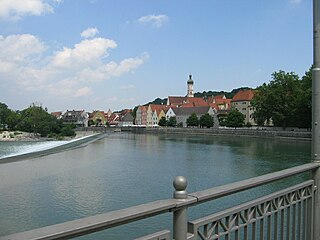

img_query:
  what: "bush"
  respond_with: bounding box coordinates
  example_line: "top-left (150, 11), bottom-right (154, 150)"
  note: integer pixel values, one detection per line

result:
top-left (61, 125), bottom-right (76, 137)
top-left (177, 122), bottom-right (183, 128)
top-left (245, 122), bottom-right (252, 128)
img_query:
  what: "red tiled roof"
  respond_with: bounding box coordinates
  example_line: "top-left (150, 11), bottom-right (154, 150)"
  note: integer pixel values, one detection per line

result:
top-left (187, 97), bottom-right (208, 107)
top-left (180, 103), bottom-right (194, 108)
top-left (168, 96), bottom-right (208, 107)
top-left (51, 111), bottom-right (62, 117)
top-left (232, 89), bottom-right (255, 101)
top-left (149, 104), bottom-right (169, 112)
top-left (209, 103), bottom-right (218, 110)
top-left (138, 106), bottom-right (148, 111)
top-left (88, 111), bottom-right (106, 119)
top-left (168, 96), bottom-right (188, 105)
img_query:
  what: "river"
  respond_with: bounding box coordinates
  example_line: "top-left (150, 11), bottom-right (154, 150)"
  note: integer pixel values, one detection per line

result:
top-left (0, 132), bottom-right (311, 239)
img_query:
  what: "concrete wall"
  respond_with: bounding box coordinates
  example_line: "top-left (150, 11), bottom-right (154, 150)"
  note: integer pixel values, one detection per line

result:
top-left (123, 127), bottom-right (311, 140)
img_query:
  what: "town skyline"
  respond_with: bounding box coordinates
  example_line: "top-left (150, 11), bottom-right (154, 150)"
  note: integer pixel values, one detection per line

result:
top-left (0, 0), bottom-right (312, 112)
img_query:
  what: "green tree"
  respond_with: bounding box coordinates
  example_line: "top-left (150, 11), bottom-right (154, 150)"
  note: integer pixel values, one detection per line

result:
top-left (6, 111), bottom-right (21, 130)
top-left (167, 116), bottom-right (177, 127)
top-left (252, 70), bottom-right (301, 129)
top-left (293, 68), bottom-right (312, 129)
top-left (186, 113), bottom-right (199, 127)
top-left (61, 125), bottom-right (76, 137)
top-left (17, 104), bottom-right (59, 137)
top-left (158, 116), bottom-right (167, 126)
top-left (200, 113), bottom-right (214, 128)
top-left (0, 102), bottom-right (11, 128)
top-left (225, 109), bottom-right (245, 128)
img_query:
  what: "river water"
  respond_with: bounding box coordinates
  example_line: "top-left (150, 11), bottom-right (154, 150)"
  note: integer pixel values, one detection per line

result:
top-left (0, 132), bottom-right (311, 239)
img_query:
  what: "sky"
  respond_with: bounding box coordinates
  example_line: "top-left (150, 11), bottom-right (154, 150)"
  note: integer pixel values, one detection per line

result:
top-left (0, 0), bottom-right (313, 112)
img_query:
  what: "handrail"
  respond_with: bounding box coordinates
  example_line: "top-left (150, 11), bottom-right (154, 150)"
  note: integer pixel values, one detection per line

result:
top-left (1, 162), bottom-right (319, 240)
top-left (188, 162), bottom-right (320, 205)
top-left (0, 200), bottom-right (177, 240)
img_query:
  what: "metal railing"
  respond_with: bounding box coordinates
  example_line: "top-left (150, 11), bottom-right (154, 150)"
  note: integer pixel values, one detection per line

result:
top-left (1, 162), bottom-right (319, 240)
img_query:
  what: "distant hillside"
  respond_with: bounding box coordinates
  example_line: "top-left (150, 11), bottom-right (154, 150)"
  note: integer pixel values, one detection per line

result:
top-left (143, 97), bottom-right (168, 106)
top-left (141, 87), bottom-right (252, 107)
top-left (194, 87), bottom-right (252, 99)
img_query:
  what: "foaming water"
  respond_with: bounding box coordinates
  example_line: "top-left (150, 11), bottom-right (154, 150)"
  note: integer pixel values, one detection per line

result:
top-left (0, 135), bottom-right (96, 160)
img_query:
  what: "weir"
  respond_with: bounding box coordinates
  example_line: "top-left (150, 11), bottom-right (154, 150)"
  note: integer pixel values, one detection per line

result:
top-left (1, 0), bottom-right (320, 239)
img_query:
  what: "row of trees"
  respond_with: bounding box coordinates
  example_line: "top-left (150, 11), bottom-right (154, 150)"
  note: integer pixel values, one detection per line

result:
top-left (158, 110), bottom-right (246, 128)
top-left (186, 113), bottom-right (214, 128)
top-left (252, 69), bottom-right (312, 129)
top-left (159, 114), bottom-right (215, 128)
top-left (0, 103), bottom-right (75, 138)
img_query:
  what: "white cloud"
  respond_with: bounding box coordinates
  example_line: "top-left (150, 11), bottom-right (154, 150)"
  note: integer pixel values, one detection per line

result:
top-left (51, 38), bottom-right (117, 68)
top-left (81, 27), bottom-right (99, 39)
top-left (138, 14), bottom-right (168, 28)
top-left (0, 33), bottom-right (148, 100)
top-left (0, 0), bottom-right (54, 21)
top-left (0, 34), bottom-right (46, 63)
top-left (73, 53), bottom-right (149, 82)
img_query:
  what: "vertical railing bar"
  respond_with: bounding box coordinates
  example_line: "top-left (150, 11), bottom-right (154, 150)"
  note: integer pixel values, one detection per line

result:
top-left (252, 208), bottom-right (256, 240)
top-left (312, 0), bottom-right (320, 238)
top-left (310, 187), bottom-right (315, 240)
top-left (267, 213), bottom-right (271, 240)
top-left (292, 201), bottom-right (296, 240)
top-left (280, 206), bottom-right (285, 240)
top-left (303, 198), bottom-right (307, 240)
top-left (235, 213), bottom-right (239, 240)
top-left (260, 218), bottom-right (264, 240)
top-left (244, 210), bottom-right (248, 240)
top-left (297, 199), bottom-right (302, 240)
top-left (173, 176), bottom-right (188, 240)
top-left (225, 216), bottom-right (230, 240)
top-left (306, 195), bottom-right (313, 240)
top-left (274, 211), bottom-right (278, 240)
top-left (286, 202), bottom-right (291, 240)
top-left (259, 203), bottom-right (264, 240)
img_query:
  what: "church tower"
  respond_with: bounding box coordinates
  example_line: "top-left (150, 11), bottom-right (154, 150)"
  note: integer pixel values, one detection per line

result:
top-left (187, 74), bottom-right (194, 97)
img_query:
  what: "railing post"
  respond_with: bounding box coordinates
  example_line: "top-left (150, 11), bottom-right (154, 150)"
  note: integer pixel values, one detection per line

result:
top-left (313, 0), bottom-right (320, 239)
top-left (173, 176), bottom-right (188, 240)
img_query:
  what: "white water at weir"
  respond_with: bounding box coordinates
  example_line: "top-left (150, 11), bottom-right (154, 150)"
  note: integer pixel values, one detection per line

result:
top-left (0, 135), bottom-right (95, 160)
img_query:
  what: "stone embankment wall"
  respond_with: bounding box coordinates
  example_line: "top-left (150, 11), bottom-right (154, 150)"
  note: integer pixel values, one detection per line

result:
top-left (122, 127), bottom-right (311, 140)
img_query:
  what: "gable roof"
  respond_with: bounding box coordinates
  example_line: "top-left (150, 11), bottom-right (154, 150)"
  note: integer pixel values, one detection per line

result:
top-left (149, 104), bottom-right (169, 112)
top-left (51, 111), bottom-right (62, 118)
top-left (167, 96), bottom-right (188, 106)
top-left (232, 89), bottom-right (255, 102)
top-left (89, 111), bottom-right (105, 119)
top-left (186, 97), bottom-right (208, 107)
top-left (63, 110), bottom-right (85, 118)
top-left (168, 96), bottom-right (208, 107)
top-left (173, 106), bottom-right (212, 116)
top-left (137, 105), bottom-right (148, 112)
top-left (120, 112), bottom-right (134, 122)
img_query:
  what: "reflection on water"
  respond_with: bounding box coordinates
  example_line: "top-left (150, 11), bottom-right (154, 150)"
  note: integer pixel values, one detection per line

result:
top-left (0, 133), bottom-right (310, 239)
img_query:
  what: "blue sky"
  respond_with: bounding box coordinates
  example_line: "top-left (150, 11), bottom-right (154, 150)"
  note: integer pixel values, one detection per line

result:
top-left (0, 0), bottom-right (313, 112)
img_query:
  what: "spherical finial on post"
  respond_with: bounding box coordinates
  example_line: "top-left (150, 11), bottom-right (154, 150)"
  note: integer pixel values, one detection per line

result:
top-left (173, 176), bottom-right (188, 199)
